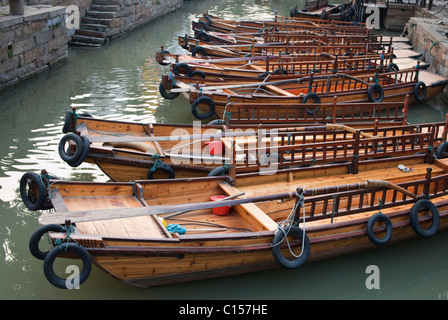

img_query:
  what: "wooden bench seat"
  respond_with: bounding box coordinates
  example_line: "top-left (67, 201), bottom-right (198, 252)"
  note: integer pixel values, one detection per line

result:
top-left (265, 85), bottom-right (296, 97)
top-left (219, 182), bottom-right (278, 231)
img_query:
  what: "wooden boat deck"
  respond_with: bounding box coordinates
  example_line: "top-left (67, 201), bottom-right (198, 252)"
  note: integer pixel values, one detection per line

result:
top-left (234, 161), bottom-right (445, 198)
top-left (69, 196), bottom-right (169, 239)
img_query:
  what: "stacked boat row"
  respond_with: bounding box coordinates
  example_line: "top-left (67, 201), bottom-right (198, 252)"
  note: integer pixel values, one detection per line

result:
top-left (21, 12), bottom-right (448, 289)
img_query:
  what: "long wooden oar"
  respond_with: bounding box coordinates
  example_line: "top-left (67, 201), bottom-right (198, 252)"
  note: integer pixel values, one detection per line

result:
top-left (87, 124), bottom-right (367, 144)
top-left (38, 191), bottom-right (297, 225)
top-left (367, 180), bottom-right (417, 199)
top-left (163, 192), bottom-right (245, 219)
top-left (325, 124), bottom-right (376, 139)
top-left (302, 180), bottom-right (417, 199)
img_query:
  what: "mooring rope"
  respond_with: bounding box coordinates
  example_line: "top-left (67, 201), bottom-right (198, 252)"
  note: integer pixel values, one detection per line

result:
top-left (271, 193), bottom-right (306, 258)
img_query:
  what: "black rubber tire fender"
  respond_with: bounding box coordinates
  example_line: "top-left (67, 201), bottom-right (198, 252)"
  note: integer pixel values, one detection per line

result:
top-left (191, 46), bottom-right (207, 57)
top-left (367, 83), bottom-right (384, 102)
top-left (62, 109), bottom-right (74, 134)
top-left (207, 119), bottom-right (224, 125)
top-left (158, 50), bottom-right (170, 66)
top-left (195, 31), bottom-right (210, 42)
top-left (147, 162), bottom-right (175, 180)
top-left (272, 226), bottom-right (310, 269)
top-left (43, 243), bottom-right (92, 289)
top-left (273, 68), bottom-right (287, 75)
top-left (191, 96), bottom-right (216, 119)
top-left (159, 81), bottom-right (180, 100)
top-left (29, 224), bottom-right (65, 260)
top-left (58, 133), bottom-right (84, 164)
top-left (366, 212), bottom-right (393, 245)
top-left (385, 63), bottom-right (399, 72)
top-left (413, 81), bottom-right (427, 102)
top-left (173, 63), bottom-right (192, 76)
top-left (207, 165), bottom-right (230, 177)
top-left (20, 172), bottom-right (48, 211)
top-left (436, 141), bottom-right (448, 159)
top-left (191, 70), bottom-right (206, 79)
top-left (203, 16), bottom-right (212, 26)
top-left (409, 199), bottom-right (440, 237)
top-left (68, 135), bottom-right (90, 167)
top-left (302, 92), bottom-right (321, 115)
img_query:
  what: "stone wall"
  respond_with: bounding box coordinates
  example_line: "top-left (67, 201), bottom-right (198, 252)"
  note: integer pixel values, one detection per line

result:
top-left (406, 17), bottom-right (448, 78)
top-left (0, 6), bottom-right (69, 91)
top-left (0, 0), bottom-right (183, 91)
top-left (96, 0), bottom-right (183, 41)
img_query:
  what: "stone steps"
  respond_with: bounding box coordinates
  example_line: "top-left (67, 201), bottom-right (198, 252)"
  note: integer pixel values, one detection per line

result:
top-left (81, 16), bottom-right (113, 27)
top-left (90, 5), bottom-right (121, 12)
top-left (86, 10), bottom-right (118, 19)
top-left (68, 0), bottom-right (120, 47)
top-left (69, 34), bottom-right (105, 46)
top-left (79, 23), bottom-right (109, 32)
top-left (93, 0), bottom-right (122, 5)
top-left (75, 28), bottom-right (107, 39)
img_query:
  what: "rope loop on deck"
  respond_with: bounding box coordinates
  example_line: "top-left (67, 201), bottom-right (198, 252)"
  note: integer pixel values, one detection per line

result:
top-left (54, 224), bottom-right (77, 252)
top-left (39, 170), bottom-right (51, 198)
top-left (150, 153), bottom-right (162, 172)
top-left (271, 193), bottom-right (310, 269)
top-left (273, 194), bottom-right (305, 254)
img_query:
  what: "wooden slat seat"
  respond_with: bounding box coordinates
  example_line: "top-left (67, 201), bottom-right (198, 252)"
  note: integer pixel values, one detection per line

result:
top-left (265, 85), bottom-right (296, 97)
top-left (219, 182), bottom-right (278, 231)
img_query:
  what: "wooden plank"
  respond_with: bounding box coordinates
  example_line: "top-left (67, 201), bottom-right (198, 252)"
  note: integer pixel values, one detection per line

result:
top-left (418, 70), bottom-right (448, 86)
top-left (218, 182), bottom-right (280, 231)
top-left (265, 85), bottom-right (296, 97)
top-left (394, 58), bottom-right (428, 70)
top-left (392, 42), bottom-right (413, 50)
top-left (393, 49), bottom-right (422, 59)
top-left (383, 36), bottom-right (411, 43)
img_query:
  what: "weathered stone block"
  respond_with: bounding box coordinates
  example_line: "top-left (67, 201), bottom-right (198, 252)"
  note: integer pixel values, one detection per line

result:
top-left (12, 37), bottom-right (35, 56)
top-left (22, 21), bottom-right (46, 36)
top-left (0, 46), bottom-right (9, 62)
top-left (34, 29), bottom-right (54, 45)
top-left (48, 35), bottom-right (66, 52)
top-left (0, 56), bottom-right (20, 74)
top-left (23, 46), bottom-right (45, 65)
top-left (0, 30), bottom-right (15, 45)
top-left (0, 15), bottom-right (23, 29)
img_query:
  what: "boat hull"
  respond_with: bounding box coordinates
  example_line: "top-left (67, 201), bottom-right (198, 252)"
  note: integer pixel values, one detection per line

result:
top-left (75, 197), bottom-right (448, 288)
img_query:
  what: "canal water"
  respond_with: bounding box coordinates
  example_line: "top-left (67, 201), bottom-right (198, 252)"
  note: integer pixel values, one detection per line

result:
top-left (1, 0), bottom-right (448, 300)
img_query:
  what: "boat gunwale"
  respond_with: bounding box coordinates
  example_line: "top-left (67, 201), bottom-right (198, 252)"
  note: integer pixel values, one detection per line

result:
top-left (64, 197), bottom-right (448, 257)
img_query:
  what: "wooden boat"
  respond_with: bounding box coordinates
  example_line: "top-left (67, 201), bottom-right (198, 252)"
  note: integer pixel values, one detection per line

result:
top-left (184, 30), bottom-right (382, 49)
top-left (157, 49), bottom-right (394, 74)
top-left (23, 128), bottom-right (448, 288)
top-left (290, 0), bottom-right (344, 20)
top-left (57, 103), bottom-right (420, 182)
top-left (290, 1), bottom-right (355, 21)
top-left (216, 96), bottom-right (410, 125)
top-left (194, 12), bottom-right (366, 35)
top-left (183, 39), bottom-right (387, 58)
top-left (175, 67), bottom-right (448, 119)
top-left (158, 53), bottom-right (396, 97)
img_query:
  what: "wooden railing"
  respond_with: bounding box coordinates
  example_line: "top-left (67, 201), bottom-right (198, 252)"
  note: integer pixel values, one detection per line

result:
top-left (224, 96), bottom-right (408, 124)
top-left (227, 122), bottom-right (447, 177)
top-left (261, 54), bottom-right (394, 76)
top-left (256, 42), bottom-right (385, 56)
top-left (294, 167), bottom-right (448, 223)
